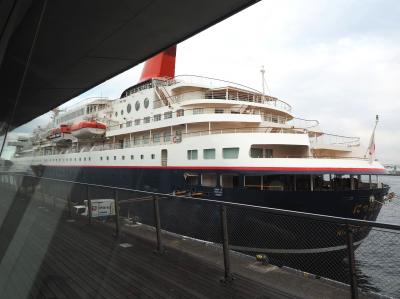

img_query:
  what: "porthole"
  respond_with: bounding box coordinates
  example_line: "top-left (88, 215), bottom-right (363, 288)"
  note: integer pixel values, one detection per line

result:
top-left (122, 156), bottom-right (125, 160)
top-left (135, 100), bottom-right (140, 111)
top-left (115, 112), bottom-right (118, 117)
top-left (127, 103), bottom-right (132, 113)
top-left (121, 110), bottom-right (124, 115)
top-left (144, 98), bottom-right (149, 109)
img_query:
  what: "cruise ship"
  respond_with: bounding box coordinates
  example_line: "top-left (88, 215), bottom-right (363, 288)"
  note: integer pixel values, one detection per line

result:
top-left (11, 46), bottom-right (389, 264)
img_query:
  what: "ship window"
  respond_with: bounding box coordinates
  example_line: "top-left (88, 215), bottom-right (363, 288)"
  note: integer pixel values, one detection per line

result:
top-left (154, 114), bottom-right (161, 121)
top-left (135, 100), bottom-right (140, 111)
top-left (184, 173), bottom-right (199, 186)
top-left (115, 112), bottom-right (118, 117)
top-left (153, 133), bottom-right (160, 143)
top-left (203, 148), bottom-right (215, 159)
top-left (187, 150), bottom-right (198, 160)
top-left (79, 158), bottom-right (81, 161)
top-left (176, 109), bottom-right (184, 117)
top-left (144, 117), bottom-right (150, 124)
top-left (100, 157), bottom-right (103, 160)
top-left (89, 157), bottom-right (91, 161)
top-left (114, 156), bottom-right (116, 160)
top-left (144, 98), bottom-right (150, 108)
top-left (126, 121), bottom-right (132, 127)
top-left (121, 110), bottom-right (124, 115)
top-left (231, 110), bottom-right (240, 114)
top-left (134, 136), bottom-right (141, 145)
top-left (244, 176), bottom-right (262, 189)
top-left (265, 149), bottom-right (273, 158)
top-left (151, 154), bottom-right (155, 159)
top-left (193, 108), bottom-right (204, 115)
top-left (134, 119), bottom-right (141, 126)
top-left (122, 156), bottom-right (125, 160)
top-left (163, 132), bottom-right (171, 142)
top-left (143, 135), bottom-right (149, 144)
top-left (215, 109), bottom-right (224, 114)
top-left (164, 111), bottom-right (172, 119)
top-left (131, 155), bottom-right (134, 160)
top-left (250, 148), bottom-right (263, 158)
top-left (223, 147), bottom-right (239, 159)
top-left (127, 103), bottom-right (132, 113)
top-left (220, 174), bottom-right (239, 188)
top-left (140, 154), bottom-right (144, 160)
top-left (201, 173), bottom-right (217, 187)
top-left (106, 156), bottom-right (109, 160)
top-left (84, 157), bottom-right (86, 161)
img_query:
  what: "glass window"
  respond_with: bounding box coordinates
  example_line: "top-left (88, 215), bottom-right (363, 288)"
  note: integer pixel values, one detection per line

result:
top-left (215, 109), bottom-right (224, 114)
top-left (244, 176), bottom-right (262, 189)
top-left (185, 173), bottom-right (199, 186)
top-left (154, 114), bottom-right (161, 121)
top-left (134, 136), bottom-right (141, 145)
top-left (151, 154), bottom-right (155, 159)
top-left (223, 147), bottom-right (239, 159)
top-left (106, 156), bottom-right (109, 160)
top-left (140, 154), bottom-right (144, 160)
top-left (100, 157), bottom-right (103, 160)
top-left (203, 148), bottom-right (215, 159)
top-left (153, 133), bottom-right (160, 143)
top-left (131, 155), bottom-right (134, 160)
top-left (144, 98), bottom-right (149, 108)
top-left (135, 100), bottom-right (140, 111)
top-left (134, 119), bottom-right (141, 126)
top-left (176, 109), bottom-right (184, 117)
top-left (220, 174), bottom-right (240, 188)
top-left (127, 103), bottom-right (132, 113)
top-left (144, 117), bottom-right (150, 124)
top-left (265, 149), bottom-right (273, 158)
top-left (115, 112), bottom-right (118, 117)
top-left (163, 131), bottom-right (171, 142)
top-left (201, 173), bottom-right (217, 187)
top-left (126, 121), bottom-right (132, 127)
top-left (143, 135), bottom-right (149, 144)
top-left (121, 110), bottom-right (124, 115)
top-left (193, 108), bottom-right (204, 115)
top-left (187, 149), bottom-right (198, 160)
top-left (122, 156), bottom-right (125, 160)
top-left (164, 111), bottom-right (172, 119)
top-left (250, 148), bottom-right (263, 158)
top-left (114, 156), bottom-right (116, 160)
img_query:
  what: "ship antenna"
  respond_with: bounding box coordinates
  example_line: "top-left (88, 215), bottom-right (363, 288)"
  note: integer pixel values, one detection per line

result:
top-left (260, 65), bottom-right (271, 96)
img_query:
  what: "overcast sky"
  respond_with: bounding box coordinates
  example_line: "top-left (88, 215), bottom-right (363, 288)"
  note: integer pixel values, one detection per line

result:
top-left (4, 0), bottom-right (400, 163)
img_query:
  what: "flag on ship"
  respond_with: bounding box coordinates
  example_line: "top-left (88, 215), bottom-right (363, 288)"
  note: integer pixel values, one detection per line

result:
top-left (367, 115), bottom-right (379, 163)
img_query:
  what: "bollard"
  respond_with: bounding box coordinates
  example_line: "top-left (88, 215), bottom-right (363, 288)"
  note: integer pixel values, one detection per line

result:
top-left (220, 205), bottom-right (233, 283)
top-left (87, 185), bottom-right (92, 224)
top-left (114, 188), bottom-right (120, 238)
top-left (346, 224), bottom-right (359, 299)
top-left (153, 196), bottom-right (164, 254)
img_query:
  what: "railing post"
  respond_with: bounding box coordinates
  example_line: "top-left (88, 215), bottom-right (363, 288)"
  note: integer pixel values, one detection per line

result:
top-left (153, 195), bottom-right (164, 254)
top-left (114, 188), bottom-right (120, 238)
top-left (67, 195), bottom-right (72, 217)
top-left (220, 205), bottom-right (233, 283)
top-left (87, 185), bottom-right (92, 224)
top-left (346, 224), bottom-right (359, 299)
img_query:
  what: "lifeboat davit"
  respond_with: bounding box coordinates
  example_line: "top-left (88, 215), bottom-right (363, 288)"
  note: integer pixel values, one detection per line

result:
top-left (70, 121), bottom-right (106, 139)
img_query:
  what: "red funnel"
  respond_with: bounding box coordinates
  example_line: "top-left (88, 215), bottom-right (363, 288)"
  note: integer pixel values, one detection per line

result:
top-left (139, 46), bottom-right (176, 83)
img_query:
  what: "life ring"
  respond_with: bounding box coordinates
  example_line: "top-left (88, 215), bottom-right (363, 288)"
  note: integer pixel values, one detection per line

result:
top-left (172, 136), bottom-right (177, 143)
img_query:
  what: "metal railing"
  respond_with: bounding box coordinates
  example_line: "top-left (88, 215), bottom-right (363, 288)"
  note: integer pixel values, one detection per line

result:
top-left (310, 132), bottom-right (361, 147)
top-left (1, 172), bottom-right (399, 298)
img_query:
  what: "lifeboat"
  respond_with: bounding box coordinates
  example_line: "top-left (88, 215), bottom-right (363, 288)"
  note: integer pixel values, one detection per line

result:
top-left (47, 124), bottom-right (73, 143)
top-left (70, 121), bottom-right (106, 138)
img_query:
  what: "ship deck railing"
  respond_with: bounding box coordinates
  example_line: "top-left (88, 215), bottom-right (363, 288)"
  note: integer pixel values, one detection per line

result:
top-left (28, 126), bottom-right (362, 158)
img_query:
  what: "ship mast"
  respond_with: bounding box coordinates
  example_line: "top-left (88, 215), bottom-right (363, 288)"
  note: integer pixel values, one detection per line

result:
top-left (260, 65), bottom-right (266, 96)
